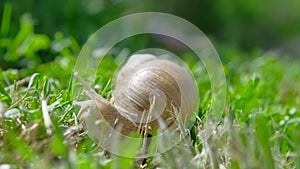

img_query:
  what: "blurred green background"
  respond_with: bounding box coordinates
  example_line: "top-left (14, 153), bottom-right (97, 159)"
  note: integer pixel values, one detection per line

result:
top-left (1, 0), bottom-right (300, 74)
top-left (2, 0), bottom-right (300, 48)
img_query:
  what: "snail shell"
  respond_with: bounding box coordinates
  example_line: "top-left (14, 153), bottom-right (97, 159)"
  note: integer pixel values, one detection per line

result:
top-left (77, 54), bottom-right (198, 136)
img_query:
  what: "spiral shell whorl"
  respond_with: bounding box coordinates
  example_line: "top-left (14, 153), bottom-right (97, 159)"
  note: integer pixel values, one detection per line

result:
top-left (112, 54), bottom-right (198, 129)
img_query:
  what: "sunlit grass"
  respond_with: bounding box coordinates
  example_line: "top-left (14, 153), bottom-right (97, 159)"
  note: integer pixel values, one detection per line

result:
top-left (1, 49), bottom-right (300, 168)
top-left (1, 4), bottom-right (300, 169)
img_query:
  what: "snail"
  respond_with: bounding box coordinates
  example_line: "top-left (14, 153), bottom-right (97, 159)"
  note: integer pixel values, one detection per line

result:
top-left (75, 54), bottom-right (198, 137)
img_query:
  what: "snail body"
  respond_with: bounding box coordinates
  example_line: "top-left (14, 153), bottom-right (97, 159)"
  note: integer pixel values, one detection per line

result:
top-left (76, 54), bottom-right (198, 136)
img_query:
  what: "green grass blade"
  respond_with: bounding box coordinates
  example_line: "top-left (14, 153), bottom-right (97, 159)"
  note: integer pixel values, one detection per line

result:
top-left (255, 115), bottom-right (275, 169)
top-left (1, 3), bottom-right (12, 36)
top-left (0, 82), bottom-right (11, 105)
